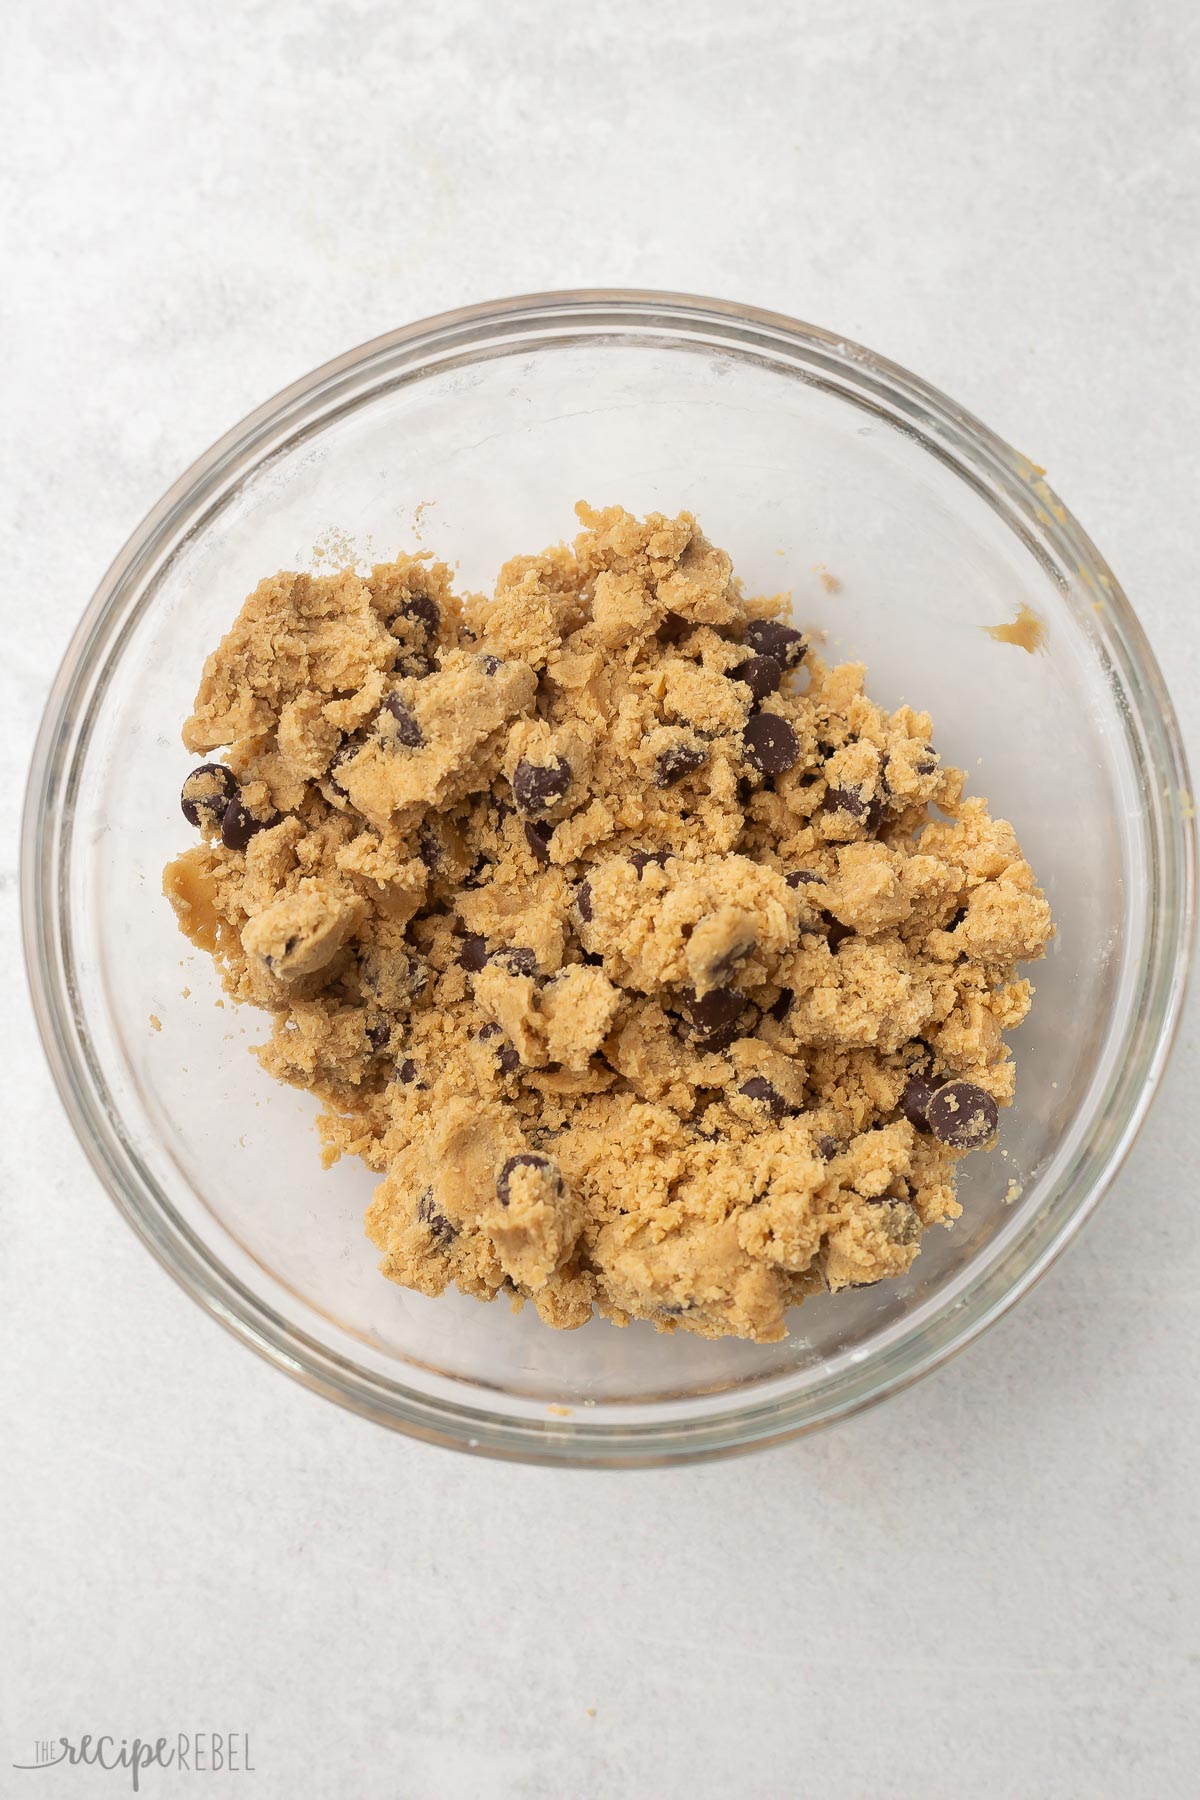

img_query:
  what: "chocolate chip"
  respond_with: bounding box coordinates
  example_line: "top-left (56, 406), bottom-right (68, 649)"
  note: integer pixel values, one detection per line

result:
top-left (524, 819), bottom-right (554, 864)
top-left (728, 654), bottom-right (783, 701)
top-left (899, 1074), bottom-right (935, 1130)
top-left (743, 711), bottom-right (800, 776)
top-left (477, 654), bottom-right (502, 675)
top-left (496, 1151), bottom-right (561, 1206)
top-left (657, 611), bottom-right (693, 643)
top-left (786, 869), bottom-right (824, 889)
top-left (738, 1077), bottom-right (792, 1119)
top-left (477, 1022), bottom-right (521, 1073)
top-left (513, 755), bottom-right (571, 816)
top-left (706, 938), bottom-right (756, 985)
top-left (495, 946), bottom-right (537, 976)
top-left (916, 746), bottom-right (939, 775)
top-left (684, 987), bottom-right (744, 1033)
top-left (824, 784), bottom-right (867, 820)
top-left (459, 933), bottom-right (488, 972)
top-left (926, 1081), bottom-right (999, 1149)
top-left (396, 1057), bottom-right (419, 1084)
top-left (181, 762), bottom-right (238, 829)
top-left (743, 619), bottom-right (807, 667)
top-left (576, 881), bottom-right (593, 922)
top-left (381, 691), bottom-right (424, 747)
top-left (630, 849), bottom-right (672, 877)
top-left (883, 1200), bottom-right (921, 1245)
top-left (695, 1019), bottom-right (743, 1053)
top-left (816, 1135), bottom-right (840, 1159)
top-left (417, 828), bottom-right (441, 872)
top-left (395, 593), bottom-right (440, 641)
top-left (220, 798), bottom-right (277, 853)
top-left (416, 1188), bottom-right (456, 1243)
top-left (826, 918), bottom-right (853, 951)
top-left (768, 987), bottom-right (794, 1022)
top-left (326, 741), bottom-right (359, 794)
top-left (654, 741), bottom-right (708, 787)
top-left (366, 1017), bottom-right (391, 1052)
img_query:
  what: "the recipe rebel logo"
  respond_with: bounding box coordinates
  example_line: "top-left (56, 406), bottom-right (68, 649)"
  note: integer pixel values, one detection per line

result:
top-left (12, 1733), bottom-right (254, 1789)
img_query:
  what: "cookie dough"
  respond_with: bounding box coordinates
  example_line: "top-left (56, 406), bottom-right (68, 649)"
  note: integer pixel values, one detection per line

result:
top-left (163, 504), bottom-right (1053, 1342)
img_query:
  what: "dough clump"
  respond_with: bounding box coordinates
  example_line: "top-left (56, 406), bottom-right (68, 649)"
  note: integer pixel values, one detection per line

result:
top-left (164, 504), bottom-right (1052, 1342)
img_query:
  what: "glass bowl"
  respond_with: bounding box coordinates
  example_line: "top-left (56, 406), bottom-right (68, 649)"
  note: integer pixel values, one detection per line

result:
top-left (22, 291), bottom-right (1195, 1466)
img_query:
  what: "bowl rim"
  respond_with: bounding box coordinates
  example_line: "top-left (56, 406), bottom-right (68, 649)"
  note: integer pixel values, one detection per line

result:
top-left (21, 287), bottom-right (1198, 1467)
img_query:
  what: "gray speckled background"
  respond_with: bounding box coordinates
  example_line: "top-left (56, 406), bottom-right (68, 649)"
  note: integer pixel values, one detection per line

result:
top-left (3, 3), bottom-right (1197, 1795)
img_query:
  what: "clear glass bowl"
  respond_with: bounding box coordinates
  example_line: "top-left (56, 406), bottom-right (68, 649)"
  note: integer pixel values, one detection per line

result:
top-left (23, 291), bottom-right (1195, 1465)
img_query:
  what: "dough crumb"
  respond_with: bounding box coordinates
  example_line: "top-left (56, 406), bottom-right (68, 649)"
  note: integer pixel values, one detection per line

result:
top-left (983, 603), bottom-right (1046, 655)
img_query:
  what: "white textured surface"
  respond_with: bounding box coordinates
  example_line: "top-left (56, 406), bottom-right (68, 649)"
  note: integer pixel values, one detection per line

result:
top-left (3, 3), bottom-right (1198, 1796)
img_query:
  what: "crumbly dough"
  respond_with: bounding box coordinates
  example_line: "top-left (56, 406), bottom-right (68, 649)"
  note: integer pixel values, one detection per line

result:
top-left (163, 504), bottom-right (1053, 1342)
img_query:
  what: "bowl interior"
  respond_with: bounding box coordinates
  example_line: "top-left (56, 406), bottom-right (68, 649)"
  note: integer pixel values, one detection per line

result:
top-left (46, 315), bottom-right (1162, 1444)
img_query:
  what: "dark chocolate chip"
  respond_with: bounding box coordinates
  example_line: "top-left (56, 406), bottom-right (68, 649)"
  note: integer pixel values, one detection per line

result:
top-left (326, 741), bottom-right (359, 794)
top-left (416, 1188), bottom-right (456, 1243)
top-left (926, 1081), bottom-right (999, 1149)
top-left (181, 762), bottom-right (238, 829)
top-left (786, 869), bottom-right (824, 889)
top-left (817, 1135), bottom-right (840, 1159)
top-left (694, 1019), bottom-right (742, 1054)
top-left (495, 946), bottom-right (537, 976)
top-left (459, 933), bottom-right (489, 972)
top-left (743, 619), bottom-right (807, 667)
top-left (513, 755), bottom-right (572, 816)
top-left (381, 691), bottom-right (424, 747)
top-left (654, 741), bottom-right (708, 787)
top-left (477, 654), bottom-right (502, 675)
top-left (916, 746), bottom-right (939, 775)
top-left (684, 986), bottom-right (744, 1033)
top-left (738, 1076), bottom-right (792, 1119)
top-left (824, 784), bottom-right (867, 820)
top-left (395, 593), bottom-right (440, 641)
top-left (883, 1200), bottom-right (921, 1244)
top-left (865, 796), bottom-right (886, 835)
top-left (768, 987), bottom-right (794, 1022)
top-left (417, 828), bottom-right (441, 872)
top-left (706, 938), bottom-right (756, 985)
top-left (825, 918), bottom-right (853, 951)
top-left (396, 1058), bottom-right (419, 1084)
top-left (477, 1022), bottom-right (520, 1072)
top-left (728, 654), bottom-right (783, 701)
top-left (630, 849), bottom-right (673, 877)
top-left (899, 1074), bottom-right (935, 1131)
top-left (496, 1151), bottom-right (561, 1206)
top-left (743, 711), bottom-right (800, 776)
top-left (524, 819), bottom-right (554, 864)
top-left (576, 881), bottom-right (593, 922)
top-left (656, 611), bottom-right (693, 643)
top-left (366, 1017), bottom-right (391, 1052)
top-left (220, 798), bottom-right (278, 853)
